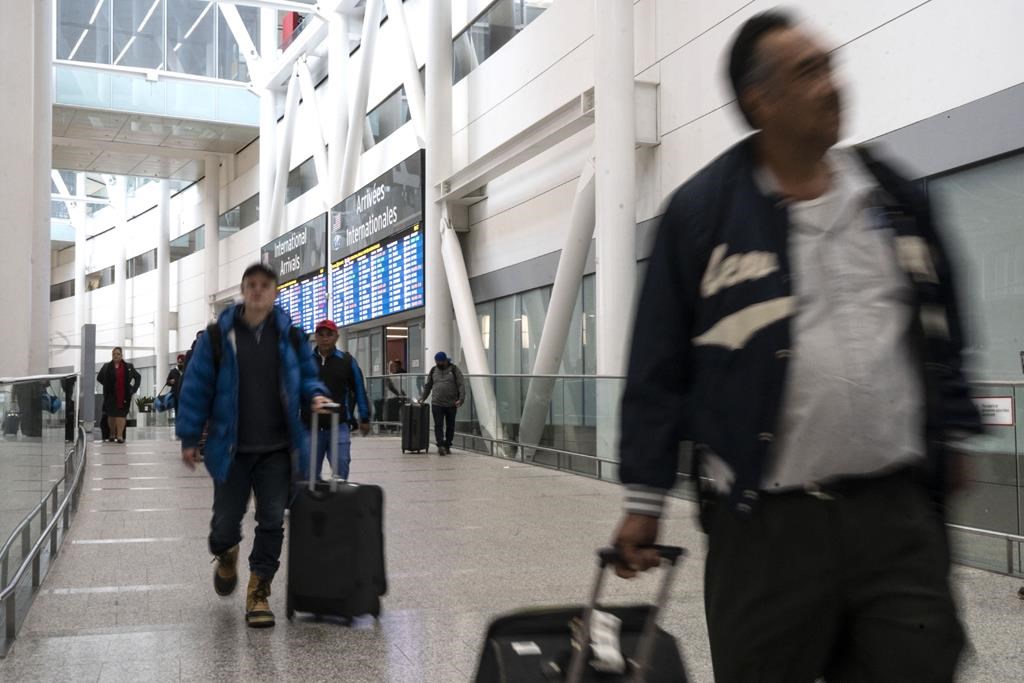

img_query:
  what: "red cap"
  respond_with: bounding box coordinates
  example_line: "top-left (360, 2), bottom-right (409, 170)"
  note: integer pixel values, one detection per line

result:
top-left (315, 319), bottom-right (338, 332)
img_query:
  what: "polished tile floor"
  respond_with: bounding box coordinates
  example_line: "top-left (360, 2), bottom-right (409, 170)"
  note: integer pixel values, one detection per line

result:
top-left (0, 430), bottom-right (1021, 682)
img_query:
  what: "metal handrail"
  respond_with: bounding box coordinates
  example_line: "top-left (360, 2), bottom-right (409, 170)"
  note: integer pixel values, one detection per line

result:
top-left (0, 373), bottom-right (77, 385)
top-left (364, 373), bottom-right (628, 380)
top-left (946, 523), bottom-right (1024, 576)
top-left (0, 424), bottom-right (87, 651)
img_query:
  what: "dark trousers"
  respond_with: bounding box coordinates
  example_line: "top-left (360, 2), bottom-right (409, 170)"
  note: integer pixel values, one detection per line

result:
top-left (704, 469), bottom-right (964, 682)
top-left (431, 404), bottom-right (457, 449)
top-left (209, 449), bottom-right (291, 579)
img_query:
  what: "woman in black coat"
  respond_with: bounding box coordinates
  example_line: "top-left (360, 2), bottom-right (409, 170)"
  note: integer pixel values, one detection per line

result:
top-left (97, 347), bottom-right (141, 443)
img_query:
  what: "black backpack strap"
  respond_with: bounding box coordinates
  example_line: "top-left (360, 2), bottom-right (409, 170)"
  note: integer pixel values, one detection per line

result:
top-left (206, 323), bottom-right (223, 372)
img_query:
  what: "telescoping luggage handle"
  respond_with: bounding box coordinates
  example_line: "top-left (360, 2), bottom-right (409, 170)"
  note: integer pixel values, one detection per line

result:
top-left (565, 545), bottom-right (686, 683)
top-left (309, 402), bottom-right (343, 493)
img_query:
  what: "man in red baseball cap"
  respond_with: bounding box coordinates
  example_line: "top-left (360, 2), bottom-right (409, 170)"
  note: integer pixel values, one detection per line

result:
top-left (301, 319), bottom-right (371, 481)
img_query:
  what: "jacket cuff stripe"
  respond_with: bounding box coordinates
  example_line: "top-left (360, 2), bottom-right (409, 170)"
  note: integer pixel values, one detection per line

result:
top-left (624, 485), bottom-right (667, 518)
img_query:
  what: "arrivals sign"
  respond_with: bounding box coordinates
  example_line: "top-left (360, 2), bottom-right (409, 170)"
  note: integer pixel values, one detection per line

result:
top-left (329, 150), bottom-right (424, 260)
top-left (261, 214), bottom-right (328, 281)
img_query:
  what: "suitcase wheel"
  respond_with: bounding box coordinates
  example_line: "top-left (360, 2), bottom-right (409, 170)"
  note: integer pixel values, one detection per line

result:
top-left (286, 597), bottom-right (294, 620)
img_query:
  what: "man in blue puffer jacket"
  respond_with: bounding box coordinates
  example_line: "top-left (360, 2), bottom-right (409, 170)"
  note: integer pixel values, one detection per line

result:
top-left (176, 263), bottom-right (329, 629)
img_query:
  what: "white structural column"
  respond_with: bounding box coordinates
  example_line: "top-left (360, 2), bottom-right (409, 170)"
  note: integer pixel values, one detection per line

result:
top-left (203, 157), bottom-right (221, 319)
top-left (270, 68), bottom-right (301, 232)
top-left (0, 0), bottom-right (37, 376)
top-left (518, 160), bottom-right (596, 454)
top-left (327, 12), bottom-right (350, 202)
top-left (338, 0), bottom-right (383, 198)
top-left (593, 0), bottom-right (637, 460)
top-left (111, 177), bottom-right (129, 347)
top-left (29, 0), bottom-right (52, 374)
top-left (155, 179), bottom-right (171, 389)
top-left (258, 8), bottom-right (279, 247)
top-left (439, 207), bottom-right (503, 442)
top-left (74, 173), bottom-right (89, 338)
top-left (594, 0), bottom-right (637, 375)
top-left (383, 0), bottom-right (427, 145)
top-left (424, 0), bottom-right (453, 364)
top-left (296, 60), bottom-right (330, 210)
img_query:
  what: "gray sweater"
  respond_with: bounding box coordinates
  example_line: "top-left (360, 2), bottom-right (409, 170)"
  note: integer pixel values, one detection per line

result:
top-left (420, 364), bottom-right (466, 407)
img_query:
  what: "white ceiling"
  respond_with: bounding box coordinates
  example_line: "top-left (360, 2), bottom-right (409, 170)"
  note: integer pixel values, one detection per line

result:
top-left (52, 106), bottom-right (258, 182)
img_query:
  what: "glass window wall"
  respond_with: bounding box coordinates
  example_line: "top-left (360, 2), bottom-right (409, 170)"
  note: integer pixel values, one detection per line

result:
top-left (126, 248), bottom-right (157, 278)
top-left (86, 266), bottom-right (116, 291)
top-left (286, 157), bottom-right (318, 203)
top-left (112, 0), bottom-right (165, 69)
top-left (219, 194), bottom-right (259, 238)
top-left (57, 0), bottom-right (113, 64)
top-left (168, 0), bottom-right (216, 78)
top-left (50, 279), bottom-right (76, 302)
top-left (453, 0), bottom-right (552, 83)
top-left (170, 225), bottom-right (204, 262)
top-left (927, 151), bottom-right (1024, 380)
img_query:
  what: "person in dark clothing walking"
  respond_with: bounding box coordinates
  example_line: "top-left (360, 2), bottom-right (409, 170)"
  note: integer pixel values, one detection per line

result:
top-left (301, 319), bottom-right (371, 481)
top-left (176, 263), bottom-right (329, 629)
top-left (165, 355), bottom-right (185, 409)
top-left (418, 352), bottom-right (465, 455)
top-left (97, 347), bottom-right (141, 443)
top-left (610, 11), bottom-right (981, 682)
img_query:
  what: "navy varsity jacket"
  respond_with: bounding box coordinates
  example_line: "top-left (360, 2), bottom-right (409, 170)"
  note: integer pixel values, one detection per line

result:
top-left (619, 137), bottom-right (982, 516)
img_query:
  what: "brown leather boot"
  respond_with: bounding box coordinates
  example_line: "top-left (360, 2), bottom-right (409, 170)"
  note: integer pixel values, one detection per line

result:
top-left (212, 545), bottom-right (239, 596)
top-left (245, 574), bottom-right (275, 628)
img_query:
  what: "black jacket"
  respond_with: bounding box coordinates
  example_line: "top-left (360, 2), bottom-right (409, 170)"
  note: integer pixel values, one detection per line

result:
top-left (302, 349), bottom-right (371, 426)
top-left (619, 137), bottom-right (982, 512)
top-left (97, 361), bottom-right (141, 408)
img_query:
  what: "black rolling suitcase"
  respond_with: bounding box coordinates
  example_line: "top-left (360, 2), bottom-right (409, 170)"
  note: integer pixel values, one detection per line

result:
top-left (2, 412), bottom-right (19, 435)
top-left (287, 404), bottom-right (387, 621)
top-left (400, 401), bottom-right (430, 453)
top-left (474, 546), bottom-right (688, 683)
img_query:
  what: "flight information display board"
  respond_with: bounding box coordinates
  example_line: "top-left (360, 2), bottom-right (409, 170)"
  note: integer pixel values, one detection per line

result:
top-left (329, 225), bottom-right (424, 326)
top-left (277, 269), bottom-right (328, 335)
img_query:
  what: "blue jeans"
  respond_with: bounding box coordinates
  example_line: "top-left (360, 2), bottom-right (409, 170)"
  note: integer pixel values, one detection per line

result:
top-left (302, 423), bottom-right (351, 481)
top-left (431, 404), bottom-right (457, 449)
top-left (209, 449), bottom-right (290, 579)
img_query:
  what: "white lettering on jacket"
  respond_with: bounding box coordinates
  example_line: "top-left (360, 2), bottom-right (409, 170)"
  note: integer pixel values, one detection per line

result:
top-left (895, 236), bottom-right (939, 284)
top-left (701, 244), bottom-right (780, 298)
top-left (692, 297), bottom-right (796, 351)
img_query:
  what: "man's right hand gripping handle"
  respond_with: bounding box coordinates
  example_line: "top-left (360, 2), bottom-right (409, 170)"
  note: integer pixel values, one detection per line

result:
top-left (611, 514), bottom-right (662, 579)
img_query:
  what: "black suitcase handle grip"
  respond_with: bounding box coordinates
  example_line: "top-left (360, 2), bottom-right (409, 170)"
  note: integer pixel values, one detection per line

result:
top-left (598, 545), bottom-right (685, 568)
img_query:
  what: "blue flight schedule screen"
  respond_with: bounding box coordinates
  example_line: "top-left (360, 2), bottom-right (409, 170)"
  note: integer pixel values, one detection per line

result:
top-left (330, 225), bottom-right (424, 326)
top-left (276, 269), bottom-right (328, 335)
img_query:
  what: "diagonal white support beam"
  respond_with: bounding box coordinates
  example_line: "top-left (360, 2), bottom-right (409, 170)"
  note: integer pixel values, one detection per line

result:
top-left (327, 11), bottom-right (350, 199)
top-left (218, 3), bottom-right (262, 82)
top-left (383, 0), bottom-right (426, 145)
top-left (269, 67), bottom-right (301, 235)
top-left (438, 89), bottom-right (595, 203)
top-left (439, 202), bottom-right (504, 444)
top-left (257, 15), bottom-right (329, 90)
top-left (51, 170), bottom-right (76, 216)
top-left (338, 0), bottom-right (384, 198)
top-left (518, 158), bottom-right (596, 457)
top-left (296, 59), bottom-right (331, 210)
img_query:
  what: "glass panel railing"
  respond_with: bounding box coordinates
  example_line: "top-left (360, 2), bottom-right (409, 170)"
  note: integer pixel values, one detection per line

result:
top-left (360, 373), bottom-right (1023, 575)
top-left (0, 377), bottom-right (77, 545)
top-left (0, 374), bottom-right (87, 654)
top-left (54, 63), bottom-right (259, 126)
top-left (363, 374), bottom-right (625, 478)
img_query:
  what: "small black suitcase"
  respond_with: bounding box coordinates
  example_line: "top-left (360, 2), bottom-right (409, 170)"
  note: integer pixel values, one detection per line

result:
top-left (400, 401), bottom-right (430, 453)
top-left (474, 546), bottom-right (689, 683)
top-left (2, 412), bottom-right (19, 435)
top-left (287, 405), bottom-right (387, 621)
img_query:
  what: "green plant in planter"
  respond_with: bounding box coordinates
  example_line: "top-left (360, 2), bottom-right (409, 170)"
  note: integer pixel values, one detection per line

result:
top-left (135, 396), bottom-right (155, 413)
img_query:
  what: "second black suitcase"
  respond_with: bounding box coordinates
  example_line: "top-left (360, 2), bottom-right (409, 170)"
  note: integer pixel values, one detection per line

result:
top-left (474, 546), bottom-right (689, 682)
top-left (287, 405), bottom-right (387, 621)
top-left (400, 401), bottom-right (430, 453)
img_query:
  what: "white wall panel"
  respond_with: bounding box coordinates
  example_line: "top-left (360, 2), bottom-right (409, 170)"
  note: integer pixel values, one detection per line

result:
top-left (464, 179), bottom-right (579, 278)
